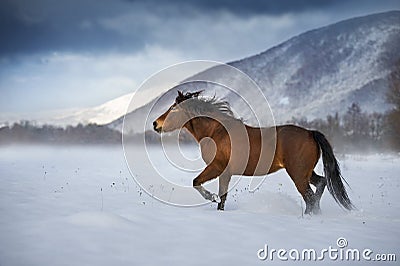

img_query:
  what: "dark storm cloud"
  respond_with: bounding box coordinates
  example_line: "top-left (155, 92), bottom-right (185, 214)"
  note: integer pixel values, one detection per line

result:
top-left (0, 0), bottom-right (398, 56)
top-left (0, 0), bottom-right (144, 56)
top-left (124, 0), bottom-right (337, 15)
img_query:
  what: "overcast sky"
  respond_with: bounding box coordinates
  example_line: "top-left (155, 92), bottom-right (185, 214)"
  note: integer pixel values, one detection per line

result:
top-left (0, 0), bottom-right (399, 115)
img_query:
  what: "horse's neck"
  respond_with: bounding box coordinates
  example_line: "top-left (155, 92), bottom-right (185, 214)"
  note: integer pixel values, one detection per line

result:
top-left (185, 117), bottom-right (220, 142)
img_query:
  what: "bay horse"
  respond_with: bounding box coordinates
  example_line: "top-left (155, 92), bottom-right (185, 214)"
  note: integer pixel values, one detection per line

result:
top-left (153, 90), bottom-right (354, 214)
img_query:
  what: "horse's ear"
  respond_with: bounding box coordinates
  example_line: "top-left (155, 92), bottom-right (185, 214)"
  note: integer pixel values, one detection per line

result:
top-left (176, 90), bottom-right (185, 103)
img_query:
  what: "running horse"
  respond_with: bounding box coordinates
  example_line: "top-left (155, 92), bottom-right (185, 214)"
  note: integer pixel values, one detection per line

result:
top-left (153, 91), bottom-right (354, 214)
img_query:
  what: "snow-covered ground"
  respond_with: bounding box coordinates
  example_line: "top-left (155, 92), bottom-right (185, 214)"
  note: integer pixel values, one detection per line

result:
top-left (0, 145), bottom-right (399, 265)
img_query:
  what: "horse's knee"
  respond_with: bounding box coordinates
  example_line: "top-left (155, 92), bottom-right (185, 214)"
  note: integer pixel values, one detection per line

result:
top-left (193, 178), bottom-right (202, 187)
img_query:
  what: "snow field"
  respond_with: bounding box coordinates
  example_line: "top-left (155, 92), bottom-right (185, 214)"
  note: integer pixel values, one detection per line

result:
top-left (0, 145), bottom-right (399, 265)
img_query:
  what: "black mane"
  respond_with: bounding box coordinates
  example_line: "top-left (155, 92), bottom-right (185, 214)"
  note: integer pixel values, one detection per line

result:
top-left (176, 90), bottom-right (238, 121)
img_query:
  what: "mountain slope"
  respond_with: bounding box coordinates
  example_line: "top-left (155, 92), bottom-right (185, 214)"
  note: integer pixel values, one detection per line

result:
top-left (116, 11), bottom-right (400, 134)
top-left (228, 10), bottom-right (400, 122)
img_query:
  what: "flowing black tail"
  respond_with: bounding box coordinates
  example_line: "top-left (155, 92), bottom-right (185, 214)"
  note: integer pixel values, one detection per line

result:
top-left (312, 131), bottom-right (355, 210)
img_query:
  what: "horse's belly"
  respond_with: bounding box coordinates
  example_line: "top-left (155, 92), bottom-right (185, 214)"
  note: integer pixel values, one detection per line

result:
top-left (227, 129), bottom-right (276, 176)
top-left (230, 148), bottom-right (276, 176)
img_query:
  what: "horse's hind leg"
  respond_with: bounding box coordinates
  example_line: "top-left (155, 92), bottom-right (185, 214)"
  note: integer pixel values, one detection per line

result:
top-left (217, 174), bottom-right (232, 211)
top-left (310, 171), bottom-right (326, 214)
top-left (303, 184), bottom-right (317, 215)
top-left (286, 168), bottom-right (317, 215)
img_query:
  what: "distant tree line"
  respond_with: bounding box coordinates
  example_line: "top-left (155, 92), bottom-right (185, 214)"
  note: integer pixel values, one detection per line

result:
top-left (288, 103), bottom-right (388, 153)
top-left (0, 121), bottom-right (121, 145)
top-left (386, 59), bottom-right (400, 151)
top-left (290, 59), bottom-right (400, 152)
top-left (0, 103), bottom-right (398, 151)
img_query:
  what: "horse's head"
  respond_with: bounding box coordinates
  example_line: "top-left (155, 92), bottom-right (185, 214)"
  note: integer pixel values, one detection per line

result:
top-left (153, 90), bottom-right (202, 133)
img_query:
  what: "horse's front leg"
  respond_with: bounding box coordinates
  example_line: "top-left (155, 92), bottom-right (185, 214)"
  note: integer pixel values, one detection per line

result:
top-left (193, 164), bottom-right (222, 203)
top-left (217, 173), bottom-right (232, 211)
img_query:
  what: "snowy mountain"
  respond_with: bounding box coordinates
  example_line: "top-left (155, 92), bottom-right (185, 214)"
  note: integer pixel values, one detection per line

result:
top-left (0, 88), bottom-right (164, 127)
top-left (0, 93), bottom-right (134, 127)
top-left (55, 88), bottom-right (164, 126)
top-left (228, 10), bottom-right (400, 122)
top-left (117, 11), bottom-right (400, 134)
top-left (53, 93), bottom-right (134, 126)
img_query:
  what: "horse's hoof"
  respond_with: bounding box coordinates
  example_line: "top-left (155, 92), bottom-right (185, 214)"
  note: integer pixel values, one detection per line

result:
top-left (211, 194), bottom-right (221, 203)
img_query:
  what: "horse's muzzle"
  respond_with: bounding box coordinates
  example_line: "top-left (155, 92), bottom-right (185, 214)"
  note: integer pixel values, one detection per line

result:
top-left (153, 121), bottom-right (161, 133)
